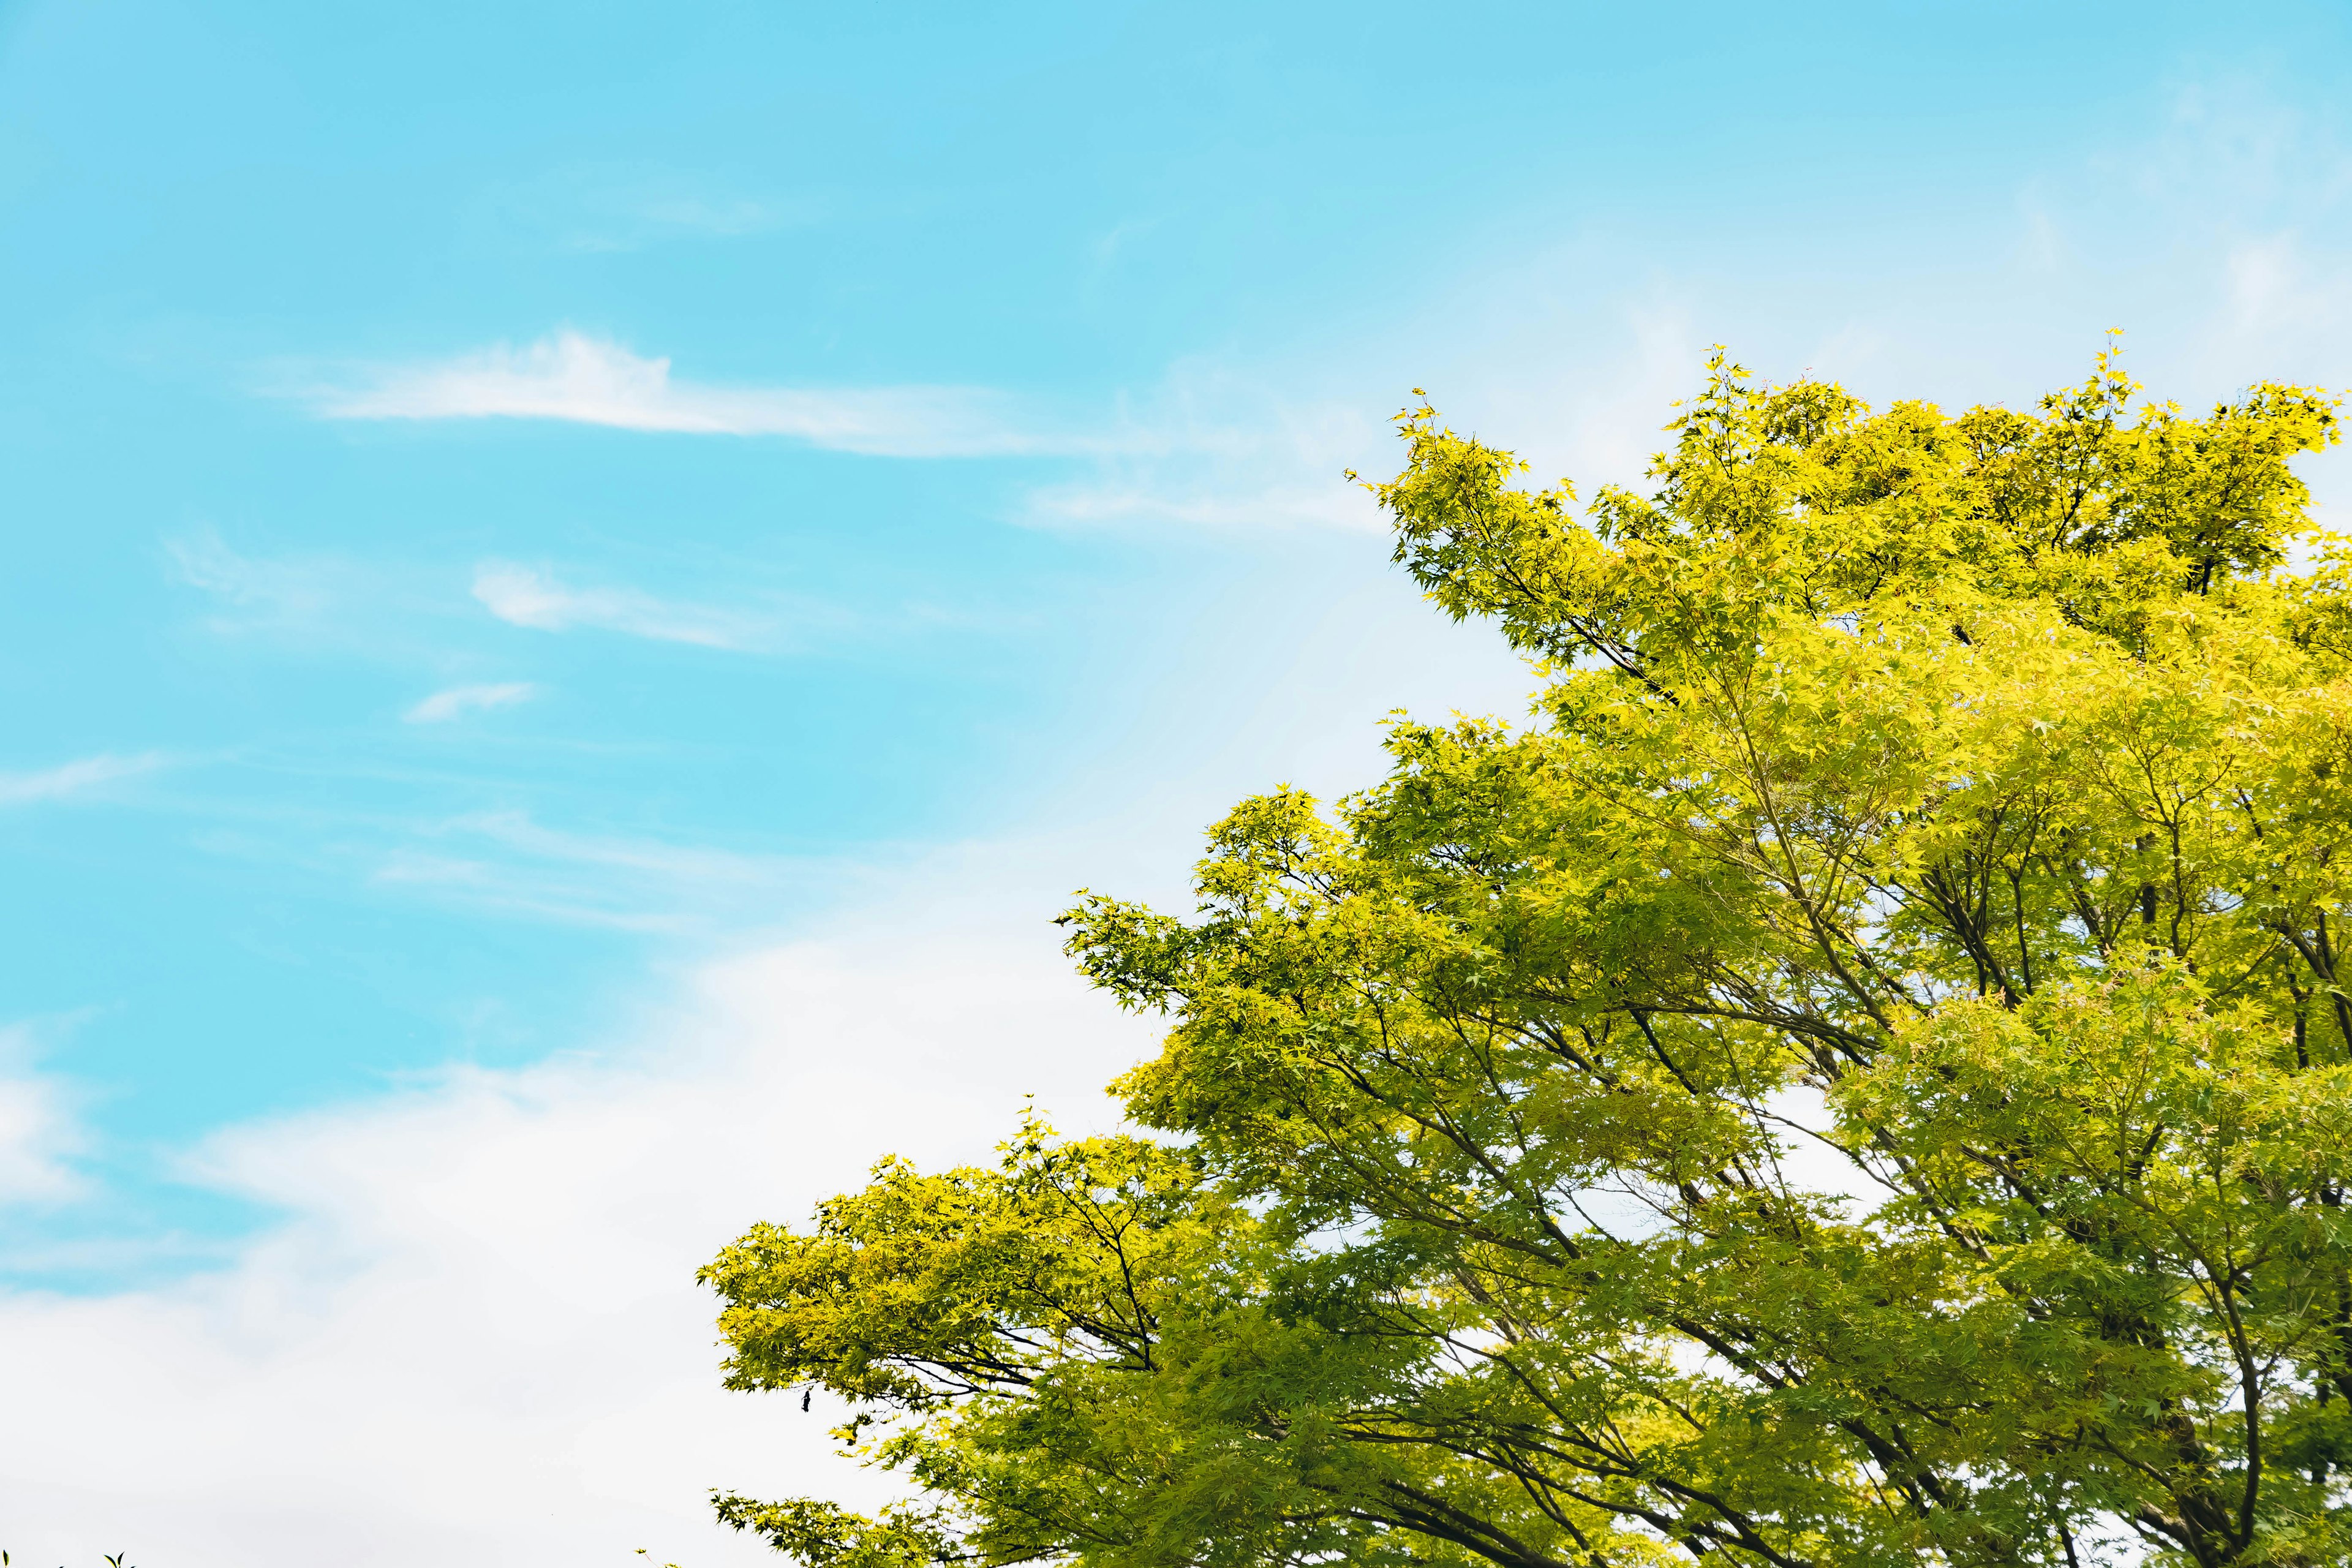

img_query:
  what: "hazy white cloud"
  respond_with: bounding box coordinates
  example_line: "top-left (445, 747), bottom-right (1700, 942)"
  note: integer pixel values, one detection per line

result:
top-left (307, 330), bottom-right (1099, 459)
top-left (1019, 293), bottom-right (1703, 534)
top-left (0, 752), bottom-right (162, 807)
top-left (0, 872), bottom-right (1159, 1568)
top-left (1025, 478), bottom-right (1379, 530)
top-left (473, 561), bottom-right (781, 650)
top-left (1042, 94), bottom-right (2352, 549)
top-left (2210, 230), bottom-right (2352, 353)
top-left (1012, 358), bottom-right (1389, 532)
top-left (403, 682), bottom-right (540, 724)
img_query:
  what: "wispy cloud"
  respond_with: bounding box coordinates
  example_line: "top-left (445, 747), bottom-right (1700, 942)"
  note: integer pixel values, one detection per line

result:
top-left (167, 527), bottom-right (338, 629)
top-left (165, 528), bottom-right (450, 658)
top-left (0, 753), bottom-right (162, 807)
top-left (304, 330), bottom-right (1101, 458)
top-left (448, 810), bottom-right (790, 887)
top-left (493, 160), bottom-right (804, 253)
top-left (185, 800), bottom-right (824, 937)
top-left (365, 810), bottom-right (808, 932)
top-left (472, 562), bottom-right (782, 650)
top-left (404, 682), bottom-right (540, 724)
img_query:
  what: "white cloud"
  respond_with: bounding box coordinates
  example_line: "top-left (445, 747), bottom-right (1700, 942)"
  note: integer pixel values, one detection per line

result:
top-left (0, 873), bottom-right (1159, 1568)
top-left (0, 1078), bottom-right (81, 1199)
top-left (473, 561), bottom-right (783, 650)
top-left (403, 681), bottom-right (540, 724)
top-left (0, 752), bottom-right (162, 807)
top-left (0, 1022), bottom-right (88, 1205)
top-left (307, 330), bottom-right (1100, 459)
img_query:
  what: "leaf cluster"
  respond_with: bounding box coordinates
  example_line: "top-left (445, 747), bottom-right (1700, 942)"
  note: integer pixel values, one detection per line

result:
top-left (707, 350), bottom-right (2352, 1567)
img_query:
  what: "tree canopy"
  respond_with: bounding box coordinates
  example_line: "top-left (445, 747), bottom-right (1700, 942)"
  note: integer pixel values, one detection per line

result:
top-left (701, 347), bottom-right (2352, 1567)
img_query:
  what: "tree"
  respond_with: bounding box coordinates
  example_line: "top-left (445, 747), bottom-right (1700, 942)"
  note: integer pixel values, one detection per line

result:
top-left (701, 347), bottom-right (2352, 1567)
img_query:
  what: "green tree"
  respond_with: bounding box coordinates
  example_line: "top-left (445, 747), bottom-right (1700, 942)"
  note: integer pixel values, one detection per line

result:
top-left (702, 348), bottom-right (2352, 1566)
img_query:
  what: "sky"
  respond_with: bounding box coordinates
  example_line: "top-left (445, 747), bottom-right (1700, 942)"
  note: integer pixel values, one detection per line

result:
top-left (6, 0), bottom-right (2352, 1562)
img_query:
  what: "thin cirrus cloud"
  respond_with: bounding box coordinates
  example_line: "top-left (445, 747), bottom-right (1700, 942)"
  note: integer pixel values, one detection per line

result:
top-left (472, 562), bottom-right (780, 650)
top-left (305, 330), bottom-right (1112, 459)
top-left (0, 753), bottom-right (164, 807)
top-left (403, 682), bottom-right (540, 724)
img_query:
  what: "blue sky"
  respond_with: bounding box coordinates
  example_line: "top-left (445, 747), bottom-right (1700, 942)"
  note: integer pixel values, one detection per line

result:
top-left (7, 1), bottom-right (2352, 1562)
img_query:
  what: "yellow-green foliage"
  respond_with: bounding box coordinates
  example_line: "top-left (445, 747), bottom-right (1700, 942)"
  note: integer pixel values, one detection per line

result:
top-left (704, 350), bottom-right (2352, 1566)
